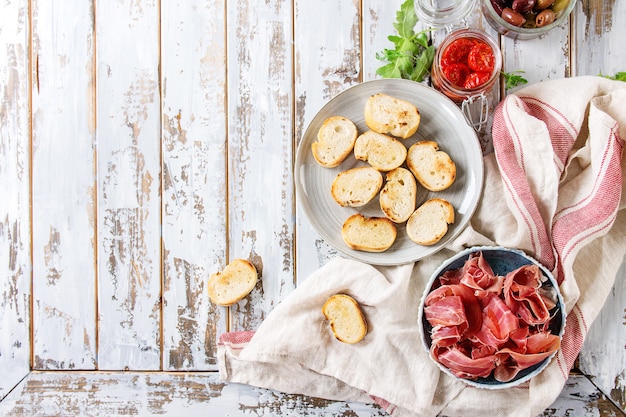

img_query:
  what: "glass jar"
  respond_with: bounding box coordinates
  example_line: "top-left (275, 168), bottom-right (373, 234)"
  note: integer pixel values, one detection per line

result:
top-left (414, 0), bottom-right (477, 29)
top-left (481, 0), bottom-right (577, 39)
top-left (431, 28), bottom-right (502, 130)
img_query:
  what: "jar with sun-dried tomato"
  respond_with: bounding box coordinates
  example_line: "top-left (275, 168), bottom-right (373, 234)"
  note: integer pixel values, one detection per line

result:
top-left (431, 28), bottom-right (502, 130)
top-left (431, 28), bottom-right (502, 102)
top-left (413, 0), bottom-right (503, 131)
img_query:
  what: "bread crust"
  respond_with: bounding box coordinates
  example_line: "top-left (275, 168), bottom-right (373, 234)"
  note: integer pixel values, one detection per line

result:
top-left (406, 198), bottom-right (455, 246)
top-left (207, 259), bottom-right (258, 306)
top-left (322, 294), bottom-right (367, 344)
top-left (311, 116), bottom-right (358, 168)
top-left (364, 93), bottom-right (420, 139)
top-left (406, 141), bottom-right (456, 191)
top-left (341, 213), bottom-right (397, 252)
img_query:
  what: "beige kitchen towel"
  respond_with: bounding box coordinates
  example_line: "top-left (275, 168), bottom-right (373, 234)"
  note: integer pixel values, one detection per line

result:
top-left (218, 76), bottom-right (626, 416)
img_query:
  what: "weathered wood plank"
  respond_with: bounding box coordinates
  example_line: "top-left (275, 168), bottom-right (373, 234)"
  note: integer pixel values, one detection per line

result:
top-left (30, 0), bottom-right (97, 370)
top-left (0, 371), bottom-right (386, 416)
top-left (574, 0), bottom-right (626, 412)
top-left (294, 0), bottom-right (362, 280)
top-left (160, 0), bottom-right (228, 371)
top-left (539, 371), bottom-right (626, 417)
top-left (0, 0), bottom-right (31, 399)
top-left (1, 371), bottom-right (623, 416)
top-left (226, 0), bottom-right (296, 329)
top-left (95, 0), bottom-right (161, 370)
top-left (573, 0), bottom-right (626, 78)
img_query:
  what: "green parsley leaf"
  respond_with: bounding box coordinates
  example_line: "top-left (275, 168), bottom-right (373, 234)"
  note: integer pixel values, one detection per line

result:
top-left (502, 70), bottom-right (528, 89)
top-left (600, 72), bottom-right (626, 82)
top-left (376, 0), bottom-right (434, 82)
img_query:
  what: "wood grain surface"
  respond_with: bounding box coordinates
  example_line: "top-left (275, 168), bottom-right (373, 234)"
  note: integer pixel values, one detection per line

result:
top-left (0, 0), bottom-right (624, 414)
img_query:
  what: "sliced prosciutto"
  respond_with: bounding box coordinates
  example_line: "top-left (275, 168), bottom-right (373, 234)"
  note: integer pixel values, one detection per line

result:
top-left (503, 264), bottom-right (551, 326)
top-left (460, 252), bottom-right (504, 293)
top-left (432, 345), bottom-right (496, 380)
top-left (494, 330), bottom-right (561, 382)
top-left (474, 292), bottom-right (519, 348)
top-left (424, 284), bottom-right (482, 345)
top-left (424, 251), bottom-right (561, 382)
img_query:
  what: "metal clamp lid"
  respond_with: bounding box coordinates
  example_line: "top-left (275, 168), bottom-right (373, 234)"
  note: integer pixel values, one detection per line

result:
top-left (461, 93), bottom-right (489, 132)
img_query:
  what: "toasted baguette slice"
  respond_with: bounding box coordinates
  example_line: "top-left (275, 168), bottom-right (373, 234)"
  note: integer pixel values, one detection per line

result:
top-left (331, 166), bottom-right (383, 207)
top-left (311, 116), bottom-right (358, 168)
top-left (341, 213), bottom-right (397, 252)
top-left (207, 259), bottom-right (257, 306)
top-left (364, 93), bottom-right (420, 139)
top-left (406, 141), bottom-right (456, 191)
top-left (322, 294), bottom-right (367, 344)
top-left (380, 167), bottom-right (417, 223)
top-left (353, 131), bottom-right (407, 172)
top-left (406, 198), bottom-right (455, 246)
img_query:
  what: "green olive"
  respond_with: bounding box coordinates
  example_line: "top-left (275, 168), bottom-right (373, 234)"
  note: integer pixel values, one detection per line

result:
top-left (551, 0), bottom-right (570, 13)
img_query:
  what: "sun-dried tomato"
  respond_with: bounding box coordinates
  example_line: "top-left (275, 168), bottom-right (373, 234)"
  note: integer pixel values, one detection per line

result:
top-left (463, 72), bottom-right (491, 89)
top-left (441, 38), bottom-right (476, 67)
top-left (440, 37), bottom-right (495, 89)
top-left (442, 63), bottom-right (471, 87)
top-left (468, 43), bottom-right (495, 72)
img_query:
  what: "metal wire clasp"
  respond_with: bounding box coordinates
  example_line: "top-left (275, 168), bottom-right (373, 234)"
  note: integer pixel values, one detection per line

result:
top-left (461, 93), bottom-right (489, 132)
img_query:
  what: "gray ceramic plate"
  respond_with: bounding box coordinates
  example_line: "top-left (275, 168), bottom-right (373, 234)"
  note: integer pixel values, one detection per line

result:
top-left (295, 79), bottom-right (484, 265)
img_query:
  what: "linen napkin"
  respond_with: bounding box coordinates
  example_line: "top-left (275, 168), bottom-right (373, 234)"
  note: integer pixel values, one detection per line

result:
top-left (218, 76), bottom-right (626, 417)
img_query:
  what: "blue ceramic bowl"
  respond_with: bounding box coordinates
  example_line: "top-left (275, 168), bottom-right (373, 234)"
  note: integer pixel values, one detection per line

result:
top-left (418, 246), bottom-right (566, 389)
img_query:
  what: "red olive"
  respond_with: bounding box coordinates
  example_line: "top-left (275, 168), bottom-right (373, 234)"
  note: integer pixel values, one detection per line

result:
top-left (491, 0), bottom-right (505, 16)
top-left (512, 0), bottom-right (536, 14)
top-left (501, 7), bottom-right (527, 26)
top-left (535, 0), bottom-right (555, 10)
top-left (490, 0), bottom-right (507, 16)
top-left (536, 9), bottom-right (557, 26)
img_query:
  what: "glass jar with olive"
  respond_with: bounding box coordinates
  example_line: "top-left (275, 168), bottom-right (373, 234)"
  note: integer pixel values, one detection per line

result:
top-left (482, 0), bottom-right (577, 39)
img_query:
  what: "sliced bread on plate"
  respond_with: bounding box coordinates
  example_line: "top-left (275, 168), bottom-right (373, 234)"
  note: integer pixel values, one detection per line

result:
top-left (311, 116), bottom-right (358, 168)
top-left (406, 140), bottom-right (456, 191)
top-left (353, 130), bottom-right (407, 172)
top-left (331, 166), bottom-right (383, 207)
top-left (406, 198), bottom-right (455, 246)
top-left (364, 93), bottom-right (420, 139)
top-left (341, 213), bottom-right (397, 252)
top-left (379, 167), bottom-right (417, 223)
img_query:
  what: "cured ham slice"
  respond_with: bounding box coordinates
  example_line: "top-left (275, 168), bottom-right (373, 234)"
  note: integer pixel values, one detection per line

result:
top-left (494, 330), bottom-right (561, 382)
top-left (459, 252), bottom-right (504, 293)
top-left (430, 324), bottom-right (464, 347)
top-left (425, 284), bottom-right (482, 342)
top-left (433, 345), bottom-right (496, 379)
top-left (424, 251), bottom-right (561, 382)
top-left (425, 295), bottom-right (466, 327)
top-left (504, 264), bottom-right (552, 326)
top-left (474, 292), bottom-right (519, 347)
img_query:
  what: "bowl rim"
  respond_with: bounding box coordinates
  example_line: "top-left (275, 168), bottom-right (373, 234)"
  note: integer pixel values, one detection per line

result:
top-left (418, 245), bottom-right (567, 389)
top-left (482, 0), bottom-right (578, 37)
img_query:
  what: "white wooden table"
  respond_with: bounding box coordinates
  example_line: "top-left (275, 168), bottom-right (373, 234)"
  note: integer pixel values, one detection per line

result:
top-left (1, 0), bottom-right (624, 415)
